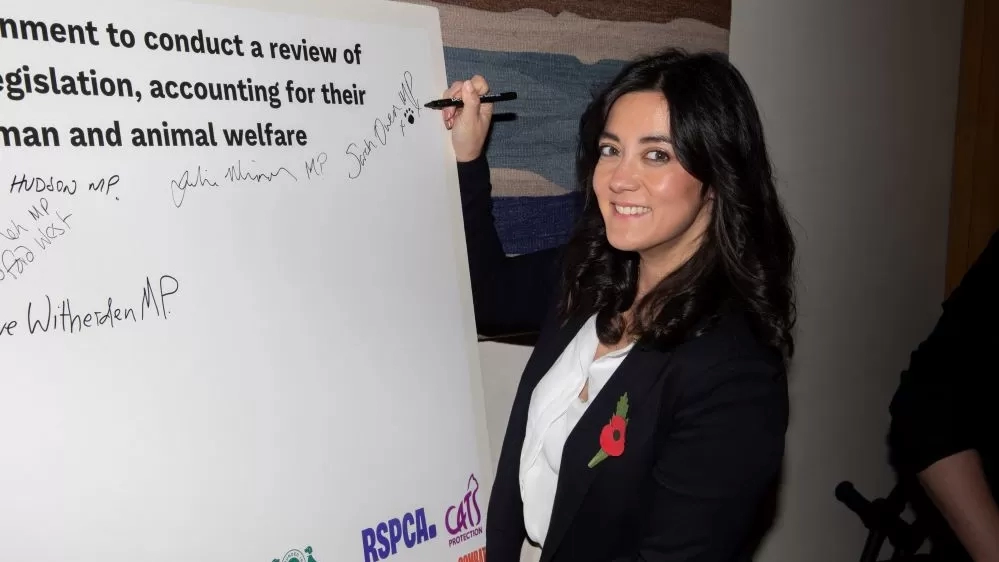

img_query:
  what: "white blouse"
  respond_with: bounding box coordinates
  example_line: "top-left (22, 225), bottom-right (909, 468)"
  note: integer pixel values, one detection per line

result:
top-left (518, 314), bottom-right (635, 546)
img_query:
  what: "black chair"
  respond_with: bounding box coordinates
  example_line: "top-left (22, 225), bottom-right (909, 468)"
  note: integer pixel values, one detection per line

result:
top-left (835, 480), bottom-right (931, 561)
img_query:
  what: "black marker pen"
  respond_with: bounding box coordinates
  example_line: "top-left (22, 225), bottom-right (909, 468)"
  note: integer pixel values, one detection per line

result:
top-left (424, 91), bottom-right (517, 109)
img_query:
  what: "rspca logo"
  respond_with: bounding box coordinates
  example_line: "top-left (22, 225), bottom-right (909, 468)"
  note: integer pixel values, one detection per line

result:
top-left (445, 474), bottom-right (483, 547)
top-left (361, 507), bottom-right (437, 562)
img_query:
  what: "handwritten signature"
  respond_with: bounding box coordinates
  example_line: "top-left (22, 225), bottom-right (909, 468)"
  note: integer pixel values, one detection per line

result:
top-left (170, 160), bottom-right (303, 208)
top-left (0, 245), bottom-right (34, 283)
top-left (0, 197), bottom-right (73, 284)
top-left (10, 173), bottom-right (121, 199)
top-left (345, 70), bottom-right (421, 180)
top-left (170, 166), bottom-right (219, 208)
top-left (304, 152), bottom-right (328, 179)
top-left (224, 160), bottom-right (298, 184)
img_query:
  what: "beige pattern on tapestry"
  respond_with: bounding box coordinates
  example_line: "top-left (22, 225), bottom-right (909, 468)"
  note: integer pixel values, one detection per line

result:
top-left (403, 1), bottom-right (728, 64)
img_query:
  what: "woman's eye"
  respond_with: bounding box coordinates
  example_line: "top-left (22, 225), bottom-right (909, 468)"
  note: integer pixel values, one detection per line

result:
top-left (598, 145), bottom-right (618, 157)
top-left (646, 150), bottom-right (670, 162)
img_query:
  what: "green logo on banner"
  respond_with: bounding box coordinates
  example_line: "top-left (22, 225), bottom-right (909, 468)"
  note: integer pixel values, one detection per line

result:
top-left (273, 545), bottom-right (318, 562)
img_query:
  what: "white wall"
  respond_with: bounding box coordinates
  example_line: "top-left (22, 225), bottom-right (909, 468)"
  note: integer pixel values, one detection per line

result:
top-left (476, 0), bottom-right (966, 560)
top-left (728, 0), bottom-right (964, 559)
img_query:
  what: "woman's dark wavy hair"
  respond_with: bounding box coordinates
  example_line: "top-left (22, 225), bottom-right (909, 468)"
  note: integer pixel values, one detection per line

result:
top-left (558, 48), bottom-right (796, 358)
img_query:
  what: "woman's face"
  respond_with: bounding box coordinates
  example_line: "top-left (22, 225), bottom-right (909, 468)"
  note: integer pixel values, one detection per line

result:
top-left (592, 91), bottom-right (713, 275)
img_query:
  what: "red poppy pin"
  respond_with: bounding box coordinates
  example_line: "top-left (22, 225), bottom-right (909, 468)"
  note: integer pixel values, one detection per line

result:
top-left (587, 392), bottom-right (629, 468)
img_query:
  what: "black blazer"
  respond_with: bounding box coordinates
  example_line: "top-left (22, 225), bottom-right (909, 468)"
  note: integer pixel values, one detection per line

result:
top-left (457, 156), bottom-right (789, 562)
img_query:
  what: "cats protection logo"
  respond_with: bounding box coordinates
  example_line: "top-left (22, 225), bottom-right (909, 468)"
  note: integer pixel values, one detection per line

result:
top-left (445, 474), bottom-right (483, 548)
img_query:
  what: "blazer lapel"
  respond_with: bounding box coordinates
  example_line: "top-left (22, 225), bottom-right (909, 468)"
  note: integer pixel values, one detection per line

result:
top-left (540, 338), bottom-right (672, 562)
top-left (520, 312), bottom-right (590, 391)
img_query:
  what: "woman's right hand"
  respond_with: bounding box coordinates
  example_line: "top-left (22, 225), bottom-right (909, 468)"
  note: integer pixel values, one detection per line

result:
top-left (442, 75), bottom-right (493, 162)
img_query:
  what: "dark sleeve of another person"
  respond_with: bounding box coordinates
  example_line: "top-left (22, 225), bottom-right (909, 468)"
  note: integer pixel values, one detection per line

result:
top-left (888, 229), bottom-right (999, 475)
top-left (456, 154), bottom-right (563, 338)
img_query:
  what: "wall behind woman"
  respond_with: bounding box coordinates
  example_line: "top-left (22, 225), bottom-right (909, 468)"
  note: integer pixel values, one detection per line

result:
top-left (729, 0), bottom-right (964, 560)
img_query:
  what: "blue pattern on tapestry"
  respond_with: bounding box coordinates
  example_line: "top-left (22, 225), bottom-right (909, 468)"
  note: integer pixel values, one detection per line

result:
top-left (492, 192), bottom-right (583, 255)
top-left (444, 47), bottom-right (624, 254)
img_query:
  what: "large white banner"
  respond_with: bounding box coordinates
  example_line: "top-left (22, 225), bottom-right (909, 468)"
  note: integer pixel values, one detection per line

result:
top-left (0, 0), bottom-right (491, 560)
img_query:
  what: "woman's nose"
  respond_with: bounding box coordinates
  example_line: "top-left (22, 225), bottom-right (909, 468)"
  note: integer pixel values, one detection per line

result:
top-left (608, 160), bottom-right (639, 193)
